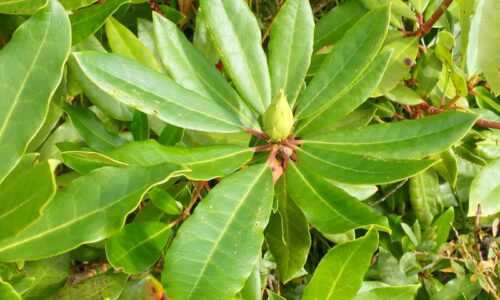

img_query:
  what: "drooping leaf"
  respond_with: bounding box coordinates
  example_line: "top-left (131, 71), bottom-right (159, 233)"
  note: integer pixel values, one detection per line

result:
top-left (0, 0), bottom-right (70, 183)
top-left (70, 0), bottom-right (130, 45)
top-left (296, 51), bottom-right (392, 135)
top-left (301, 111), bottom-right (478, 160)
top-left (295, 6), bottom-right (390, 120)
top-left (286, 162), bottom-right (389, 234)
top-left (52, 273), bottom-right (127, 300)
top-left (22, 255), bottom-right (70, 299)
top-left (302, 228), bottom-right (379, 300)
top-left (354, 282), bottom-right (420, 300)
top-left (296, 146), bottom-right (435, 184)
top-left (200, 0), bottom-right (271, 114)
top-left (105, 222), bottom-right (170, 274)
top-left (107, 140), bottom-right (253, 180)
top-left (0, 163), bottom-right (182, 262)
top-left (268, 0), bottom-right (314, 105)
top-left (409, 168), bottom-right (442, 227)
top-left (265, 177), bottom-right (311, 283)
top-left (468, 158), bottom-right (500, 216)
top-left (105, 16), bottom-right (162, 72)
top-left (432, 207), bottom-right (454, 248)
top-left (0, 161), bottom-right (55, 240)
top-left (64, 104), bottom-right (126, 152)
top-left (152, 13), bottom-right (259, 130)
top-left (163, 164), bottom-right (273, 299)
top-left (69, 52), bottom-right (245, 133)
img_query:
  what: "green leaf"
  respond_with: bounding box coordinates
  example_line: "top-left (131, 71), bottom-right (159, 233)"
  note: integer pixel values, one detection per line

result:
top-left (0, 0), bottom-right (46, 15)
top-left (234, 263), bottom-right (261, 300)
top-left (301, 111), bottom-right (478, 160)
top-left (22, 255), bottom-right (70, 299)
top-left (265, 177), bottom-right (311, 283)
top-left (313, 1), bottom-right (368, 52)
top-left (61, 150), bottom-right (127, 173)
top-left (409, 169), bottom-right (442, 227)
top-left (297, 146), bottom-right (435, 184)
top-left (60, 0), bottom-right (97, 11)
top-left (303, 228), bottom-right (379, 300)
top-left (0, 280), bottom-right (20, 300)
top-left (64, 105), bottom-right (126, 152)
top-left (416, 51), bottom-right (442, 97)
top-left (296, 51), bottom-right (392, 136)
top-left (295, 6), bottom-right (389, 120)
top-left (163, 164), bottom-right (273, 299)
top-left (286, 162), bottom-right (389, 234)
top-left (468, 158), bottom-right (500, 216)
top-left (268, 0), bottom-right (314, 105)
top-left (385, 84), bottom-right (424, 106)
top-left (105, 16), bottom-right (162, 72)
top-left (372, 32), bottom-right (419, 96)
top-left (0, 163), bottom-right (182, 262)
top-left (429, 276), bottom-right (481, 300)
top-left (131, 110), bottom-right (149, 141)
top-left (69, 52), bottom-right (245, 133)
top-left (52, 273), bottom-right (127, 300)
top-left (70, 0), bottom-right (130, 45)
top-left (432, 207), bottom-right (454, 248)
top-left (200, 0), bottom-right (271, 114)
top-left (0, 0), bottom-right (70, 184)
top-left (355, 282), bottom-right (420, 300)
top-left (148, 188), bottom-right (181, 215)
top-left (107, 140), bottom-right (253, 180)
top-left (469, 0), bottom-right (500, 94)
top-left (432, 149), bottom-right (458, 187)
top-left (152, 13), bottom-right (259, 130)
top-left (409, 0), bottom-right (429, 12)
top-left (105, 222), bottom-right (170, 274)
top-left (0, 161), bottom-right (55, 240)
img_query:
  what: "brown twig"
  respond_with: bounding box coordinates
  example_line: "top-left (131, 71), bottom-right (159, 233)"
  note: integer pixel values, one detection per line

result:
top-left (475, 119), bottom-right (500, 130)
top-left (405, 0), bottom-right (453, 38)
top-left (245, 128), bottom-right (270, 141)
top-left (147, 0), bottom-right (163, 15)
top-left (474, 204), bottom-right (483, 260)
top-left (167, 182), bottom-right (206, 228)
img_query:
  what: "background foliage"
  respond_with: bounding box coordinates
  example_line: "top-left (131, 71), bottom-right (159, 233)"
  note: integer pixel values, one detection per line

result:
top-left (0, 0), bottom-right (499, 299)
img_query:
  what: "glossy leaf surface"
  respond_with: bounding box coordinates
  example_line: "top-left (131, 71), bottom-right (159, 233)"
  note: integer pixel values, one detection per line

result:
top-left (106, 222), bottom-right (170, 274)
top-left (268, 0), bottom-right (314, 105)
top-left (303, 228), bottom-right (379, 300)
top-left (152, 13), bottom-right (259, 130)
top-left (468, 158), bottom-right (500, 216)
top-left (69, 52), bottom-right (245, 133)
top-left (0, 0), bottom-right (70, 183)
top-left (200, 0), bottom-right (271, 114)
top-left (163, 164), bottom-right (273, 299)
top-left (0, 163), bottom-right (181, 262)
top-left (287, 162), bottom-right (389, 234)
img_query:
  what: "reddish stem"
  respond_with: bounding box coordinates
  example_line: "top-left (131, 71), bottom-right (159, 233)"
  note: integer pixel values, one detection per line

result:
top-left (245, 128), bottom-right (270, 141)
top-left (405, 0), bottom-right (454, 38)
top-left (168, 182), bottom-right (205, 228)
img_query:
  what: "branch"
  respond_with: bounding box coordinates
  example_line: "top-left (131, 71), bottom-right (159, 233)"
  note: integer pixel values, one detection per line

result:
top-left (425, 106), bottom-right (500, 130)
top-left (147, 0), bottom-right (163, 15)
top-left (167, 182), bottom-right (207, 228)
top-left (405, 0), bottom-right (453, 38)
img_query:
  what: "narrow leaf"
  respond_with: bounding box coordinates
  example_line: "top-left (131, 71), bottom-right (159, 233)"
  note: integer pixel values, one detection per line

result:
top-left (297, 147), bottom-right (435, 184)
top-left (200, 0), bottom-right (271, 114)
top-left (355, 282), bottom-right (420, 300)
top-left (0, 0), bottom-right (46, 15)
top-left (295, 5), bottom-right (390, 119)
top-left (0, 163), bottom-right (182, 262)
top-left (131, 110), bottom-right (149, 141)
top-left (105, 222), bottom-right (170, 274)
top-left (301, 111), bottom-right (478, 160)
top-left (0, 161), bottom-right (56, 240)
top-left (163, 164), bottom-right (273, 299)
top-left (70, 0), bottom-right (130, 45)
top-left (303, 228), bottom-right (379, 300)
top-left (105, 16), bottom-right (162, 72)
top-left (53, 274), bottom-right (127, 300)
top-left (69, 52), bottom-right (245, 133)
top-left (286, 162), bottom-right (389, 235)
top-left (268, 0), bottom-right (314, 105)
top-left (265, 177), bottom-right (311, 283)
top-left (409, 169), bottom-right (442, 227)
top-left (64, 104), bottom-right (126, 152)
top-left (107, 140), bottom-right (253, 180)
top-left (0, 0), bottom-right (70, 183)
top-left (152, 13), bottom-right (259, 130)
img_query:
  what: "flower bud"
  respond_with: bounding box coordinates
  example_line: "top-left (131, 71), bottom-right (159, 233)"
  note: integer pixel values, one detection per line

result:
top-left (263, 90), bottom-right (294, 142)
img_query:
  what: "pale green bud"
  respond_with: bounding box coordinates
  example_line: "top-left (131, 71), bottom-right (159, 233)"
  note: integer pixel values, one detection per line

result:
top-left (263, 90), bottom-right (294, 142)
